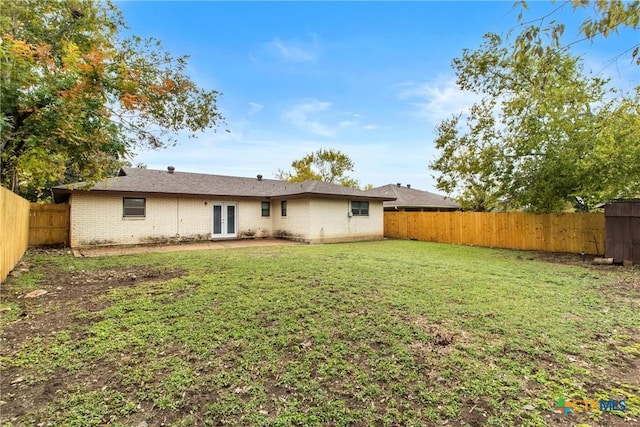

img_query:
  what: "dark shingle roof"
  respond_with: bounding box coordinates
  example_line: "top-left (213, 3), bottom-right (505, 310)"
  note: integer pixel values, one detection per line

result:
top-left (52, 168), bottom-right (396, 202)
top-left (370, 184), bottom-right (459, 209)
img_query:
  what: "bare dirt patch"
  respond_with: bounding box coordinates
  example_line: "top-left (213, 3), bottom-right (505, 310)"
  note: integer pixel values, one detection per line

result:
top-left (2, 261), bottom-right (184, 347)
top-left (74, 238), bottom-right (301, 257)
top-left (1, 254), bottom-right (184, 423)
top-left (525, 250), bottom-right (639, 272)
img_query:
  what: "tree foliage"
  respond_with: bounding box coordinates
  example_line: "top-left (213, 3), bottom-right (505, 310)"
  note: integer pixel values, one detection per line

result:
top-left (512, 0), bottom-right (640, 64)
top-left (276, 148), bottom-right (360, 188)
top-left (430, 33), bottom-right (640, 212)
top-left (0, 0), bottom-right (223, 200)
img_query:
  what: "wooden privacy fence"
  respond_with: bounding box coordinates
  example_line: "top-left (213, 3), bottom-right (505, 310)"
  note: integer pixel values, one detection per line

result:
top-left (29, 203), bottom-right (69, 247)
top-left (384, 211), bottom-right (605, 255)
top-left (1, 187), bottom-right (31, 282)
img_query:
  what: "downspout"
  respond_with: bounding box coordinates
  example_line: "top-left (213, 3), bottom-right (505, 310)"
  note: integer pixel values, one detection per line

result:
top-left (176, 197), bottom-right (180, 238)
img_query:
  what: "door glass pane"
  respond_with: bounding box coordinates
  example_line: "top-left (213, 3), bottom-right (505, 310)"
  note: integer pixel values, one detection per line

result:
top-left (227, 205), bottom-right (235, 234)
top-left (213, 205), bottom-right (222, 234)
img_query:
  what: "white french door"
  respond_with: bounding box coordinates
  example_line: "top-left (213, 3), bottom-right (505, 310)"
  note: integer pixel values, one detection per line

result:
top-left (212, 202), bottom-right (237, 238)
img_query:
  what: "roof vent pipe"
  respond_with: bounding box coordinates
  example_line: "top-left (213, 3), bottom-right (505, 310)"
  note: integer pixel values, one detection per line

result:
top-left (167, 166), bottom-right (175, 174)
top-left (257, 174), bottom-right (263, 181)
top-left (407, 184), bottom-right (411, 189)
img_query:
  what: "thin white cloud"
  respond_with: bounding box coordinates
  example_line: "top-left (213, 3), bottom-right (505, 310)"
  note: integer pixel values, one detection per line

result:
top-left (338, 120), bottom-right (358, 128)
top-left (248, 102), bottom-right (263, 115)
top-left (267, 35), bottom-right (320, 63)
top-left (282, 101), bottom-right (380, 137)
top-left (397, 76), bottom-right (481, 122)
top-left (283, 100), bottom-right (335, 137)
top-left (340, 112), bottom-right (378, 131)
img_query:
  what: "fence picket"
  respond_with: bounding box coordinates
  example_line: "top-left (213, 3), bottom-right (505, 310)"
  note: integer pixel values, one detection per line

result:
top-left (1, 187), bottom-right (30, 282)
top-left (384, 211), bottom-right (605, 255)
top-left (29, 204), bottom-right (69, 246)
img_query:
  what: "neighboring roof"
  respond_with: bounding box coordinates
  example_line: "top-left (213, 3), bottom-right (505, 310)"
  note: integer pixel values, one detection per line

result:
top-left (370, 184), bottom-right (460, 209)
top-left (52, 167), bottom-right (396, 203)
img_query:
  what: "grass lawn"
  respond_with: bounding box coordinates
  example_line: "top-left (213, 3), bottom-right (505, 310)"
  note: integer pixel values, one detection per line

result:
top-left (1, 240), bottom-right (639, 426)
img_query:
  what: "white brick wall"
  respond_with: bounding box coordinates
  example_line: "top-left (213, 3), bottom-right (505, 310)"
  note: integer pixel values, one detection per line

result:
top-left (238, 200), bottom-right (273, 238)
top-left (271, 198), bottom-right (310, 241)
top-left (307, 198), bottom-right (384, 243)
top-left (269, 198), bottom-right (384, 243)
top-left (70, 194), bottom-right (214, 246)
top-left (70, 193), bottom-right (384, 247)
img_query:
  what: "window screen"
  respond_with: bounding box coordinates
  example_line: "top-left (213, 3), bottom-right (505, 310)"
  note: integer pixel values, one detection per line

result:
top-left (123, 198), bottom-right (145, 217)
top-left (351, 201), bottom-right (369, 216)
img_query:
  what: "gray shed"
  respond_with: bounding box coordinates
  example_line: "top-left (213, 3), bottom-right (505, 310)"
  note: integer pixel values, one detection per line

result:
top-left (604, 199), bottom-right (640, 265)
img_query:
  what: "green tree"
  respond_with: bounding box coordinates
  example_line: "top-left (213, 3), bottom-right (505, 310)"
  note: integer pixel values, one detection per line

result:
top-left (430, 33), bottom-right (640, 212)
top-left (0, 0), bottom-right (223, 200)
top-left (512, 0), bottom-right (640, 64)
top-left (276, 148), bottom-right (360, 188)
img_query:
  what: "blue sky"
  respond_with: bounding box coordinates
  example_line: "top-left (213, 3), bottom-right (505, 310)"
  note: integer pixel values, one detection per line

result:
top-left (118, 1), bottom-right (639, 192)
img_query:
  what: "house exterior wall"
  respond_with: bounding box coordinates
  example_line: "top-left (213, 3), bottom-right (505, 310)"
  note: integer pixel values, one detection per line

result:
top-left (270, 198), bottom-right (310, 241)
top-left (69, 193), bottom-right (385, 247)
top-left (307, 199), bottom-right (384, 243)
top-left (237, 200), bottom-right (272, 238)
top-left (268, 198), bottom-right (384, 243)
top-left (70, 193), bottom-right (213, 247)
top-left (176, 198), bottom-right (212, 239)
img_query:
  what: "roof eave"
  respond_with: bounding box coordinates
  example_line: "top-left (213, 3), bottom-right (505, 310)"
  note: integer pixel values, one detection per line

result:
top-left (56, 188), bottom-right (277, 200)
top-left (272, 191), bottom-right (395, 201)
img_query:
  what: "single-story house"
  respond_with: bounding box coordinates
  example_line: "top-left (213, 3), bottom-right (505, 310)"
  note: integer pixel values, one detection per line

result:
top-left (52, 167), bottom-right (396, 247)
top-left (370, 183), bottom-right (460, 212)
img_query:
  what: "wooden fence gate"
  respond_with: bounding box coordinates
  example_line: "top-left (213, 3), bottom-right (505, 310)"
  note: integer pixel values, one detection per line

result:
top-left (29, 203), bottom-right (70, 247)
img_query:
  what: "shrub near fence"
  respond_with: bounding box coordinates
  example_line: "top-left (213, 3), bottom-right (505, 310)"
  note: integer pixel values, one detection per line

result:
top-left (384, 211), bottom-right (605, 255)
top-left (1, 187), bottom-right (30, 282)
